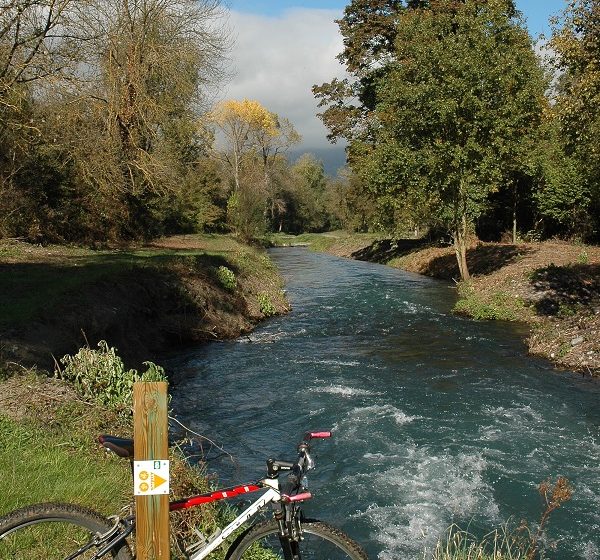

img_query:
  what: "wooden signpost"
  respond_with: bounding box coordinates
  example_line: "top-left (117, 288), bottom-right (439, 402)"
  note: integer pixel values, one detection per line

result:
top-left (133, 382), bottom-right (170, 560)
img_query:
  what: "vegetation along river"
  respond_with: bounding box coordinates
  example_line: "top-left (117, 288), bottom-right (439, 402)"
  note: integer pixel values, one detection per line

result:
top-left (170, 248), bottom-right (600, 560)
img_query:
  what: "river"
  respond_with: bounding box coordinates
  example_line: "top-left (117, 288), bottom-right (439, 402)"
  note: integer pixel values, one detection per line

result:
top-left (170, 248), bottom-right (600, 560)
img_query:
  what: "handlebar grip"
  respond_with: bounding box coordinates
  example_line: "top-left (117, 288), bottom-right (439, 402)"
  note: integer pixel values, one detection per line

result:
top-left (282, 492), bottom-right (312, 503)
top-left (305, 431), bottom-right (332, 440)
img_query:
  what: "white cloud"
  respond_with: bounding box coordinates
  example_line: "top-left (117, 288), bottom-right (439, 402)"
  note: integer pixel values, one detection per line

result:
top-left (220, 8), bottom-right (348, 156)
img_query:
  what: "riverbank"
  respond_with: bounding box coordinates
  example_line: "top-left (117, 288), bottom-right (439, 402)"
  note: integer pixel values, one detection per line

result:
top-left (273, 233), bottom-right (599, 377)
top-left (0, 234), bottom-right (289, 555)
top-left (0, 234), bottom-right (289, 371)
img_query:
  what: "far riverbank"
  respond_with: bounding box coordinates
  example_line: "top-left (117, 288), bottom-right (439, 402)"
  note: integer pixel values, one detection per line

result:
top-left (0, 234), bottom-right (289, 372)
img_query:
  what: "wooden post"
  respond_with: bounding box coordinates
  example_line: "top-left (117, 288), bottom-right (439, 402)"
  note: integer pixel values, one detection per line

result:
top-left (133, 382), bottom-right (170, 560)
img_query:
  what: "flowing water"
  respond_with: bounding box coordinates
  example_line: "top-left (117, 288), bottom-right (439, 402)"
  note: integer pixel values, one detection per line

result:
top-left (170, 248), bottom-right (600, 560)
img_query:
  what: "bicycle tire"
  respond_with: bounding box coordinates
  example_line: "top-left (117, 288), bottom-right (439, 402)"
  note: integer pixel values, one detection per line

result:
top-left (226, 518), bottom-right (369, 560)
top-left (0, 502), bottom-right (133, 560)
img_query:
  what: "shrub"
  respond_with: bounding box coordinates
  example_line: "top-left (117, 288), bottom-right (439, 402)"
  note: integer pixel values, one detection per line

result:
top-left (216, 265), bottom-right (237, 291)
top-left (258, 293), bottom-right (277, 317)
top-left (56, 341), bottom-right (167, 412)
top-left (454, 283), bottom-right (522, 321)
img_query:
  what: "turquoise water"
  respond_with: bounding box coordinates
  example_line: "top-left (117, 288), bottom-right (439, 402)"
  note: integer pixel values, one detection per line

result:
top-left (170, 248), bottom-right (600, 559)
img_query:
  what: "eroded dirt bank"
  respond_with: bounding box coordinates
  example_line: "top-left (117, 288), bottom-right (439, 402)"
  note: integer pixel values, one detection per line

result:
top-left (0, 235), bottom-right (289, 371)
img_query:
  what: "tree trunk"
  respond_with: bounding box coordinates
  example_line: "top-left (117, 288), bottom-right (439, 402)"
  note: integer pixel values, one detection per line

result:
top-left (454, 213), bottom-right (470, 281)
top-left (512, 181), bottom-right (518, 244)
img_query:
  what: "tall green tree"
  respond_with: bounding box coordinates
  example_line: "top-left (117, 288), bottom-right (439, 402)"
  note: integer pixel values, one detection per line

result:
top-left (325, 0), bottom-right (545, 280)
top-left (547, 0), bottom-right (600, 239)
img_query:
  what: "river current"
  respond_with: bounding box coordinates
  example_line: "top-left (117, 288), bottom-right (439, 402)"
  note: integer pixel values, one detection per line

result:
top-left (170, 248), bottom-right (600, 560)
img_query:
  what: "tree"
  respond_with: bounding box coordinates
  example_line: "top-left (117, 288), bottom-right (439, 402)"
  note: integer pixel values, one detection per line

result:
top-left (547, 0), bottom-right (600, 239)
top-left (332, 0), bottom-right (545, 280)
top-left (284, 154), bottom-right (330, 233)
top-left (254, 114), bottom-right (301, 226)
top-left (209, 99), bottom-right (300, 238)
top-left (1, 0), bottom-right (229, 242)
top-left (313, 0), bottom-right (405, 145)
top-left (210, 99), bottom-right (278, 193)
top-left (1, 0), bottom-right (80, 237)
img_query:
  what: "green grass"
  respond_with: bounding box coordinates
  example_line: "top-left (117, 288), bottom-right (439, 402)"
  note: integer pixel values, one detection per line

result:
top-left (0, 235), bottom-right (273, 328)
top-left (0, 413), bottom-right (130, 516)
top-left (453, 283), bottom-right (525, 322)
top-left (269, 231), bottom-right (380, 253)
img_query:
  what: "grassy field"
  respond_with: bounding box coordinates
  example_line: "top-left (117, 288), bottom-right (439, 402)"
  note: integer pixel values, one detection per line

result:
top-left (270, 231), bottom-right (381, 255)
top-left (0, 375), bottom-right (131, 516)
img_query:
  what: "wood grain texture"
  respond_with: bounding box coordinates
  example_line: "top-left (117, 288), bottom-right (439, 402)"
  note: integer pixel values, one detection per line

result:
top-left (134, 382), bottom-right (169, 560)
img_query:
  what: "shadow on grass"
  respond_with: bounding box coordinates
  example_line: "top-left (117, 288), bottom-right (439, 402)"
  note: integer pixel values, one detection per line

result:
top-left (530, 263), bottom-right (600, 316)
top-left (351, 238), bottom-right (432, 263)
top-left (0, 251), bottom-right (246, 368)
top-left (421, 244), bottom-right (535, 280)
top-left (0, 252), bottom-right (233, 328)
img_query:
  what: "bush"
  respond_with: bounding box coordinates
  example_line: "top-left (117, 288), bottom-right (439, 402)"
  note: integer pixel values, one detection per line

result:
top-left (56, 341), bottom-right (167, 412)
top-left (258, 293), bottom-right (277, 317)
top-left (216, 265), bottom-right (237, 291)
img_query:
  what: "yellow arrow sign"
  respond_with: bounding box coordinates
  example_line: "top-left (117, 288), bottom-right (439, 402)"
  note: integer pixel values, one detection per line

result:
top-left (134, 461), bottom-right (170, 496)
top-left (152, 473), bottom-right (167, 490)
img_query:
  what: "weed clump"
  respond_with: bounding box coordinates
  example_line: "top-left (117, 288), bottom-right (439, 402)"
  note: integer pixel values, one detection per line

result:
top-left (431, 477), bottom-right (573, 560)
top-left (258, 293), bottom-right (277, 317)
top-left (432, 524), bottom-right (526, 560)
top-left (454, 282), bottom-right (523, 321)
top-left (55, 340), bottom-right (167, 413)
top-left (215, 265), bottom-right (237, 291)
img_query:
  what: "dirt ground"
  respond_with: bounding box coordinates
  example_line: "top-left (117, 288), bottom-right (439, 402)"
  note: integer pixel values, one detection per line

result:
top-left (400, 241), bottom-right (600, 376)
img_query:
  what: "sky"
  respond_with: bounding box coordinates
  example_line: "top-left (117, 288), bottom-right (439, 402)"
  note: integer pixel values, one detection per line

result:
top-left (221, 1), bottom-right (567, 174)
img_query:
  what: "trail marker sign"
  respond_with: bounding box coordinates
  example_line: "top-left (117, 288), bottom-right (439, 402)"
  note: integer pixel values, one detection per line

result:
top-left (134, 460), bottom-right (170, 496)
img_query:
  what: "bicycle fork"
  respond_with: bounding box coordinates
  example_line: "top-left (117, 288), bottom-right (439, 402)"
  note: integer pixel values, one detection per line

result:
top-left (274, 503), bottom-right (304, 560)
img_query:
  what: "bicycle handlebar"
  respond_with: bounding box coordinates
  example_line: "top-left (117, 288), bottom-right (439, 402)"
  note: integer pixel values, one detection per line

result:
top-left (277, 431), bottom-right (332, 499)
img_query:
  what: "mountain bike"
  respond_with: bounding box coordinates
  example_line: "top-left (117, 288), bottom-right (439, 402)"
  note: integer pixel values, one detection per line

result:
top-left (0, 430), bottom-right (368, 559)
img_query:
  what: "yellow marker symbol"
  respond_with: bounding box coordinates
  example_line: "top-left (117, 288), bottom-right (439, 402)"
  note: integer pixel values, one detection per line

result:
top-left (139, 482), bottom-right (149, 492)
top-left (152, 473), bottom-right (167, 490)
top-left (139, 471), bottom-right (149, 481)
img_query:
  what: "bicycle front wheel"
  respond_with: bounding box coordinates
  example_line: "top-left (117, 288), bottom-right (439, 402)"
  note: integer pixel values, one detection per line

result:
top-left (227, 519), bottom-right (369, 560)
top-left (0, 502), bottom-right (133, 560)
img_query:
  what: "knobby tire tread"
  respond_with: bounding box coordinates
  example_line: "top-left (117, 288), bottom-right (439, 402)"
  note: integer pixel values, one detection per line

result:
top-left (227, 518), bottom-right (369, 560)
top-left (0, 502), bottom-right (133, 560)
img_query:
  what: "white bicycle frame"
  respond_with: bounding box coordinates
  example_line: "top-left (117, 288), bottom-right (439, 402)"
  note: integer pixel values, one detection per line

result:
top-left (188, 478), bottom-right (281, 559)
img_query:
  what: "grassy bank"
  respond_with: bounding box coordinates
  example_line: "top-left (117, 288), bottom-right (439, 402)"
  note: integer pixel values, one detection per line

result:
top-left (282, 232), bottom-right (599, 377)
top-left (270, 231), bottom-right (381, 256)
top-left (0, 374), bottom-right (130, 516)
top-left (1, 234), bottom-right (289, 370)
top-left (0, 234), bottom-right (289, 557)
top-left (0, 370), bottom-right (233, 559)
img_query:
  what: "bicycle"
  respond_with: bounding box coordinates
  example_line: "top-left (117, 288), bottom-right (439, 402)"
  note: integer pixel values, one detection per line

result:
top-left (0, 430), bottom-right (368, 559)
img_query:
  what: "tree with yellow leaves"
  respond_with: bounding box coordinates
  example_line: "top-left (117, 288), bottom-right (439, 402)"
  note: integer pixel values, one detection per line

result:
top-left (209, 99), bottom-right (300, 238)
top-left (210, 99), bottom-right (278, 193)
